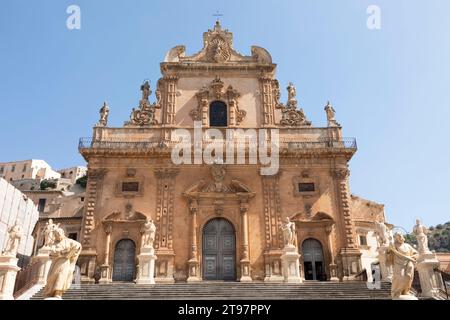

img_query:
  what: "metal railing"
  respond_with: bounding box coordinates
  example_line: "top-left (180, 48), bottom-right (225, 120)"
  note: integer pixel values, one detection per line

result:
top-left (79, 137), bottom-right (357, 151)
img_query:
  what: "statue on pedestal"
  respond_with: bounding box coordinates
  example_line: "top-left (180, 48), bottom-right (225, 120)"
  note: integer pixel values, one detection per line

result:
top-left (387, 233), bottom-right (419, 299)
top-left (43, 227), bottom-right (82, 299)
top-left (280, 217), bottom-right (296, 247)
top-left (97, 102), bottom-right (110, 127)
top-left (412, 219), bottom-right (432, 255)
top-left (141, 218), bottom-right (156, 248)
top-left (2, 219), bottom-right (22, 256)
top-left (324, 101), bottom-right (340, 127)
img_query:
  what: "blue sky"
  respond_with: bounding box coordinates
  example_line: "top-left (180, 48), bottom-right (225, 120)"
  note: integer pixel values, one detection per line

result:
top-left (0, 0), bottom-right (449, 230)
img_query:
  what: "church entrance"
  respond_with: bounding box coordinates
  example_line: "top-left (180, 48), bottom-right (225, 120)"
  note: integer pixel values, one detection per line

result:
top-left (112, 239), bottom-right (136, 282)
top-left (202, 218), bottom-right (236, 281)
top-left (209, 101), bottom-right (227, 126)
top-left (302, 238), bottom-right (325, 281)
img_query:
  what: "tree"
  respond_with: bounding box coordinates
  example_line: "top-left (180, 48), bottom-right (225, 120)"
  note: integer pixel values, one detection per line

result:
top-left (76, 174), bottom-right (88, 188)
top-left (40, 180), bottom-right (57, 190)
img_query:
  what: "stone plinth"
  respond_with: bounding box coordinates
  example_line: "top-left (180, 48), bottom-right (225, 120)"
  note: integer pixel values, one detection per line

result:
top-left (377, 246), bottom-right (393, 282)
top-left (280, 245), bottom-right (302, 283)
top-left (99, 264), bottom-right (111, 284)
top-left (417, 253), bottom-right (443, 299)
top-left (0, 255), bottom-right (21, 300)
top-left (187, 258), bottom-right (201, 283)
top-left (392, 295), bottom-right (418, 300)
top-left (136, 247), bottom-right (157, 285)
top-left (35, 247), bottom-right (52, 285)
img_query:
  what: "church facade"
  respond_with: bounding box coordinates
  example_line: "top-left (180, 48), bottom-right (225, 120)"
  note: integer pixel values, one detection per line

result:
top-left (77, 22), bottom-right (385, 284)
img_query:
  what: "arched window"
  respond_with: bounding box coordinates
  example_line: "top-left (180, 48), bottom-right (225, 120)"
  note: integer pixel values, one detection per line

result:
top-left (209, 101), bottom-right (227, 127)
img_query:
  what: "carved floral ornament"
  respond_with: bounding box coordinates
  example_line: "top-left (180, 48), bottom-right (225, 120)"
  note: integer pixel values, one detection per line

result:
top-left (189, 76), bottom-right (246, 126)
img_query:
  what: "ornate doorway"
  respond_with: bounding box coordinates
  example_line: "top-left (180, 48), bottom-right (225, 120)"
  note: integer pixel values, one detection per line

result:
top-left (209, 101), bottom-right (227, 126)
top-left (302, 238), bottom-right (325, 281)
top-left (202, 218), bottom-right (236, 280)
top-left (112, 239), bottom-right (136, 282)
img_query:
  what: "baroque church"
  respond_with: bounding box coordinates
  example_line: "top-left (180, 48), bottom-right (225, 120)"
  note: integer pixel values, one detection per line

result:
top-left (77, 21), bottom-right (386, 284)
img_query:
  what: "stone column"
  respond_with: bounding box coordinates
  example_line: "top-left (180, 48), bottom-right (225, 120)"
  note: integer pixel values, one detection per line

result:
top-left (0, 255), bottom-right (21, 300)
top-left (417, 252), bottom-right (444, 299)
top-left (187, 199), bottom-right (201, 282)
top-left (326, 225), bottom-right (339, 281)
top-left (163, 76), bottom-right (179, 125)
top-left (239, 201), bottom-right (252, 282)
top-left (333, 168), bottom-right (361, 280)
top-left (99, 224), bottom-right (112, 284)
top-left (258, 77), bottom-right (276, 126)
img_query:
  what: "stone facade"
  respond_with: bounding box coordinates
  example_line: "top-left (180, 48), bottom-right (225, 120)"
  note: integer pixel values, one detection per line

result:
top-left (0, 160), bottom-right (60, 183)
top-left (76, 22), bottom-right (386, 283)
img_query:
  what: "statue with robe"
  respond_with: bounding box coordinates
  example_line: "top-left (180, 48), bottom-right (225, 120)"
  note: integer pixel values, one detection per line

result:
top-left (387, 233), bottom-right (419, 299)
top-left (280, 217), bottom-right (296, 247)
top-left (98, 102), bottom-right (110, 126)
top-left (43, 227), bottom-right (82, 299)
top-left (141, 218), bottom-right (156, 248)
top-left (412, 219), bottom-right (431, 254)
top-left (43, 219), bottom-right (60, 248)
top-left (2, 219), bottom-right (22, 256)
top-left (374, 221), bottom-right (392, 247)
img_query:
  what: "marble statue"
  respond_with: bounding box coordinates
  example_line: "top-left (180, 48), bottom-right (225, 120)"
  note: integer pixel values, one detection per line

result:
top-left (324, 101), bottom-right (340, 127)
top-left (287, 82), bottom-right (296, 103)
top-left (280, 217), bottom-right (296, 247)
top-left (388, 232), bottom-right (419, 299)
top-left (2, 219), bottom-right (22, 256)
top-left (412, 219), bottom-right (431, 254)
top-left (374, 221), bottom-right (392, 246)
top-left (43, 219), bottom-right (60, 248)
top-left (43, 227), bottom-right (82, 299)
top-left (141, 218), bottom-right (156, 248)
top-left (98, 102), bottom-right (110, 127)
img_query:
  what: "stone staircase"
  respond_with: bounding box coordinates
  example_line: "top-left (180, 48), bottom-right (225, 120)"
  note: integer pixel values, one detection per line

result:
top-left (31, 281), bottom-right (392, 300)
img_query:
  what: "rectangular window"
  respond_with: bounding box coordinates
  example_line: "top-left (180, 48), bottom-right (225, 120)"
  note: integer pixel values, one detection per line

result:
top-left (68, 233), bottom-right (78, 240)
top-left (38, 198), bottom-right (46, 213)
top-left (298, 183), bottom-right (315, 192)
top-left (0, 167), bottom-right (3, 174)
top-left (80, 197), bottom-right (85, 202)
top-left (11, 165), bottom-right (15, 172)
top-left (121, 182), bottom-right (139, 192)
top-left (22, 164), bottom-right (27, 172)
top-left (359, 235), bottom-right (368, 246)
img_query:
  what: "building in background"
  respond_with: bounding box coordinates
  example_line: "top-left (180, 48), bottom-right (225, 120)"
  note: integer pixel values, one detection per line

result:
top-left (0, 160), bottom-right (61, 183)
top-left (57, 166), bottom-right (87, 184)
top-left (0, 178), bottom-right (39, 267)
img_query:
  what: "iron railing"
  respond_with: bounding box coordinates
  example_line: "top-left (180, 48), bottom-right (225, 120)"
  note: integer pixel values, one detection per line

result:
top-left (79, 137), bottom-right (357, 151)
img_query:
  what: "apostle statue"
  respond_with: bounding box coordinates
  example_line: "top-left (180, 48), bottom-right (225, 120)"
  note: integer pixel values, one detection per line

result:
top-left (43, 227), bottom-right (82, 299)
top-left (374, 221), bottom-right (392, 247)
top-left (324, 101), bottom-right (340, 127)
top-left (387, 232), bottom-right (419, 299)
top-left (43, 219), bottom-right (60, 248)
top-left (98, 102), bottom-right (110, 127)
top-left (412, 219), bottom-right (431, 254)
top-left (286, 82), bottom-right (297, 104)
top-left (2, 219), bottom-right (22, 256)
top-left (280, 217), bottom-right (296, 247)
top-left (141, 218), bottom-right (156, 249)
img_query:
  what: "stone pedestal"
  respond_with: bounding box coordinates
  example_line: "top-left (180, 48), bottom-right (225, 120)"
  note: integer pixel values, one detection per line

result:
top-left (239, 259), bottom-right (252, 282)
top-left (0, 255), bottom-right (21, 300)
top-left (187, 258), bottom-right (201, 283)
top-left (280, 245), bottom-right (302, 283)
top-left (328, 263), bottom-right (339, 281)
top-left (99, 265), bottom-right (111, 284)
top-left (377, 246), bottom-right (392, 282)
top-left (136, 247), bottom-right (157, 285)
top-left (35, 247), bottom-right (52, 285)
top-left (339, 247), bottom-right (362, 281)
top-left (393, 295), bottom-right (418, 300)
top-left (417, 253), bottom-right (443, 299)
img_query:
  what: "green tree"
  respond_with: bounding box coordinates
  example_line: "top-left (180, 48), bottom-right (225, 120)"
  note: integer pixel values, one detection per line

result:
top-left (76, 174), bottom-right (88, 188)
top-left (40, 180), bottom-right (56, 190)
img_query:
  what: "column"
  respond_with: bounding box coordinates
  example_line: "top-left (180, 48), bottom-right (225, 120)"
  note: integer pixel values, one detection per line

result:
top-left (99, 224), bottom-right (112, 283)
top-left (239, 201), bottom-right (252, 282)
top-left (326, 225), bottom-right (339, 281)
top-left (258, 77), bottom-right (275, 126)
top-left (163, 76), bottom-right (178, 125)
top-left (187, 199), bottom-right (201, 282)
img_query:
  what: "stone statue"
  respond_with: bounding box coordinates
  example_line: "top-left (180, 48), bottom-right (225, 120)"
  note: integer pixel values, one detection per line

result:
top-left (413, 219), bottom-right (431, 254)
top-left (280, 217), bottom-right (296, 247)
top-left (388, 233), bottom-right (419, 299)
top-left (141, 218), bottom-right (156, 248)
top-left (43, 227), bottom-right (82, 299)
top-left (287, 82), bottom-right (296, 103)
top-left (141, 80), bottom-right (151, 101)
top-left (374, 221), bottom-right (392, 247)
top-left (324, 101), bottom-right (340, 127)
top-left (98, 102), bottom-right (109, 127)
top-left (43, 219), bottom-right (60, 248)
top-left (2, 219), bottom-right (22, 256)
top-left (210, 162), bottom-right (226, 192)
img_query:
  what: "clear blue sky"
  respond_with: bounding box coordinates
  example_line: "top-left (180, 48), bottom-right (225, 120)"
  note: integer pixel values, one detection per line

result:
top-left (1, 0), bottom-right (449, 230)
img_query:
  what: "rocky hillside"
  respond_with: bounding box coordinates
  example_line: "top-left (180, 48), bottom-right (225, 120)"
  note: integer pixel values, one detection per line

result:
top-left (405, 221), bottom-right (450, 253)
